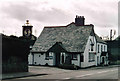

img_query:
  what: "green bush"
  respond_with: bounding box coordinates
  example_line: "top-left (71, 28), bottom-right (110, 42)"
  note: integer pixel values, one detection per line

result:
top-left (116, 60), bottom-right (120, 65)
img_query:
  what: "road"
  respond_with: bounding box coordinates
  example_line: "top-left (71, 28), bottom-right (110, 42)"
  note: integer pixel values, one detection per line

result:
top-left (3, 66), bottom-right (119, 81)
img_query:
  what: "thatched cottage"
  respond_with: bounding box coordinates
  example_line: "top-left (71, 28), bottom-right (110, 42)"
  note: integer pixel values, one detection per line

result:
top-left (30, 16), bottom-right (108, 68)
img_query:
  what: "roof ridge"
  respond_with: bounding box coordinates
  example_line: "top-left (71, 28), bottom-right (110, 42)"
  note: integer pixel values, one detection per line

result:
top-left (44, 22), bottom-right (94, 28)
top-left (44, 22), bottom-right (75, 28)
top-left (45, 26), bottom-right (67, 28)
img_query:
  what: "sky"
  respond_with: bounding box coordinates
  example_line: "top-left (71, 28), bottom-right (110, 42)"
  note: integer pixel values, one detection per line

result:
top-left (0, 0), bottom-right (119, 39)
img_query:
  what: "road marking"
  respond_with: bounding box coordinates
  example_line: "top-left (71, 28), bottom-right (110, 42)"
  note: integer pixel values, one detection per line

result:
top-left (76, 73), bottom-right (95, 78)
top-left (97, 69), bottom-right (118, 74)
top-left (110, 69), bottom-right (118, 72)
top-left (97, 70), bottom-right (109, 74)
top-left (63, 77), bottom-right (71, 79)
top-left (75, 69), bottom-right (118, 78)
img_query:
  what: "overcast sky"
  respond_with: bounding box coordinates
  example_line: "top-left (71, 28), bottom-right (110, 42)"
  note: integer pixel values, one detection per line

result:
top-left (0, 0), bottom-right (119, 39)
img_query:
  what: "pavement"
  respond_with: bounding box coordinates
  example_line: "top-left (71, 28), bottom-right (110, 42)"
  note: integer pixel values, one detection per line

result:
top-left (85, 65), bottom-right (120, 70)
top-left (1, 65), bottom-right (119, 80)
top-left (2, 72), bottom-right (47, 80)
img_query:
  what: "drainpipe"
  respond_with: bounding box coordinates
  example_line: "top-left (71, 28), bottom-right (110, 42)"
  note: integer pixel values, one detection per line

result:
top-left (95, 36), bottom-right (98, 66)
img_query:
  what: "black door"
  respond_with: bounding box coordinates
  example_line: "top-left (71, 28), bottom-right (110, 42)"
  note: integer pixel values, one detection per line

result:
top-left (102, 57), bottom-right (105, 64)
top-left (55, 53), bottom-right (60, 66)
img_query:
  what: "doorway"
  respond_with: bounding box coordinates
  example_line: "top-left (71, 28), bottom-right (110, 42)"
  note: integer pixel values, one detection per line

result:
top-left (97, 56), bottom-right (99, 65)
top-left (102, 57), bottom-right (105, 64)
top-left (55, 53), bottom-right (60, 66)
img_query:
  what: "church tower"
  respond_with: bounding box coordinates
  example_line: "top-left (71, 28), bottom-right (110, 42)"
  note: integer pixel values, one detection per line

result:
top-left (22, 20), bottom-right (33, 37)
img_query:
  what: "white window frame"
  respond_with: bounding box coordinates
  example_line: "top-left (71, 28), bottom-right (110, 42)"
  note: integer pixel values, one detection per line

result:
top-left (89, 53), bottom-right (95, 62)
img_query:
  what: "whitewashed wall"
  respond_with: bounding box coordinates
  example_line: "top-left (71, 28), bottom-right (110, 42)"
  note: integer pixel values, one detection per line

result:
top-left (33, 52), bottom-right (55, 66)
top-left (33, 53), bottom-right (49, 65)
top-left (49, 52), bottom-right (54, 66)
top-left (96, 43), bottom-right (107, 65)
top-left (71, 54), bottom-right (80, 66)
top-left (28, 53), bottom-right (33, 65)
top-left (97, 43), bottom-right (107, 53)
top-left (81, 36), bottom-right (97, 68)
top-left (31, 37), bottom-right (108, 67)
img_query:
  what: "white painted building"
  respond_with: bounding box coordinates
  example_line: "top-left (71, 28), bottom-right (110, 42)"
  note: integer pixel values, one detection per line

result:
top-left (30, 16), bottom-right (108, 68)
top-left (28, 53), bottom-right (33, 65)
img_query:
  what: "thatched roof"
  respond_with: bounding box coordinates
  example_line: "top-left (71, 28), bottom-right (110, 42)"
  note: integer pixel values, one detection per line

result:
top-left (32, 23), bottom-right (104, 52)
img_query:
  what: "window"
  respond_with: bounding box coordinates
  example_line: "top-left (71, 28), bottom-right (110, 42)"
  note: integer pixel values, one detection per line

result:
top-left (49, 52), bottom-right (53, 56)
top-left (89, 53), bottom-right (95, 62)
top-left (39, 55), bottom-right (40, 57)
top-left (98, 45), bottom-right (99, 53)
top-left (101, 45), bottom-right (103, 52)
top-left (104, 46), bottom-right (106, 52)
top-left (61, 52), bottom-right (65, 64)
top-left (72, 54), bottom-right (77, 60)
top-left (90, 39), bottom-right (94, 51)
top-left (49, 52), bottom-right (53, 59)
top-left (91, 45), bottom-right (94, 51)
top-left (80, 53), bottom-right (84, 62)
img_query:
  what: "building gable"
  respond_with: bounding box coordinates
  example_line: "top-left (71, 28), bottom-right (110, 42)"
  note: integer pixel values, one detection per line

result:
top-left (95, 34), bottom-right (106, 44)
top-left (47, 42), bottom-right (67, 53)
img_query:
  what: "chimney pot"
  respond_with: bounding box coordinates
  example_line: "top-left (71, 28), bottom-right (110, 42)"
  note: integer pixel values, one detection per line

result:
top-left (75, 15), bottom-right (85, 26)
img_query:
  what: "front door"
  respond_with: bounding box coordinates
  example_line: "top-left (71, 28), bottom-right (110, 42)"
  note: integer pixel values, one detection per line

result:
top-left (97, 56), bottom-right (99, 65)
top-left (55, 53), bottom-right (60, 66)
top-left (102, 57), bottom-right (105, 64)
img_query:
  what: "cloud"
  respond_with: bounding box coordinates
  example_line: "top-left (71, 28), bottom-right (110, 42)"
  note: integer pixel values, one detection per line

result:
top-left (1, 2), bottom-right (73, 24)
top-left (71, 1), bottom-right (118, 28)
top-left (0, 0), bottom-right (118, 37)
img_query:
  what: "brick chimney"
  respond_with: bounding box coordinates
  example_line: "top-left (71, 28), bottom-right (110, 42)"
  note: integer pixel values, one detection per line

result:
top-left (75, 15), bottom-right (85, 26)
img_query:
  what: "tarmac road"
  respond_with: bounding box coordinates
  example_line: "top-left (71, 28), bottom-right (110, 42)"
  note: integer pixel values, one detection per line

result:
top-left (2, 65), bottom-right (119, 81)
